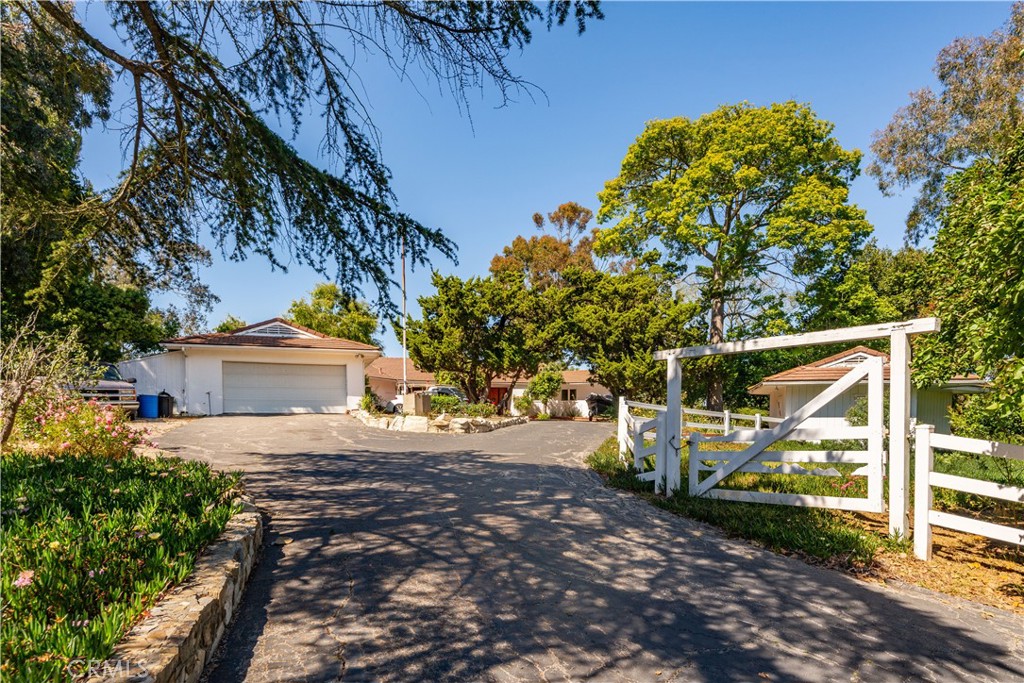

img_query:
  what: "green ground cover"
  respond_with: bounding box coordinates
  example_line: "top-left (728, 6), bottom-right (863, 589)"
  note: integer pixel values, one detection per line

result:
top-left (1, 451), bottom-right (239, 682)
top-left (588, 435), bottom-right (1024, 570)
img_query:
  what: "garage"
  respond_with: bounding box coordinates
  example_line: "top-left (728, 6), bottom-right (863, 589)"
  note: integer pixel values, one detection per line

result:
top-left (222, 361), bottom-right (348, 414)
top-left (118, 318), bottom-right (379, 416)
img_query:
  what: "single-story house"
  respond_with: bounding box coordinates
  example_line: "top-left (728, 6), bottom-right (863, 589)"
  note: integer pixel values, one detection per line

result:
top-left (496, 370), bottom-right (611, 418)
top-left (119, 318), bottom-right (380, 415)
top-left (366, 357), bottom-right (434, 404)
top-left (366, 359), bottom-right (611, 417)
top-left (747, 346), bottom-right (987, 433)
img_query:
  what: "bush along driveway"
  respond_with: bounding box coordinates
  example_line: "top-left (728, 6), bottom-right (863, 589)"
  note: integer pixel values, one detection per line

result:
top-left (157, 414), bottom-right (1024, 683)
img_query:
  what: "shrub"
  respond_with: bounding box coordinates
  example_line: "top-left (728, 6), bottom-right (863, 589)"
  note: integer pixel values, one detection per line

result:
top-left (549, 401), bottom-right (581, 419)
top-left (1, 450), bottom-right (240, 680)
top-left (461, 402), bottom-right (496, 418)
top-left (1, 316), bottom-right (90, 447)
top-left (18, 394), bottom-right (152, 459)
top-left (429, 394), bottom-right (462, 416)
top-left (360, 390), bottom-right (383, 414)
top-left (513, 395), bottom-right (535, 417)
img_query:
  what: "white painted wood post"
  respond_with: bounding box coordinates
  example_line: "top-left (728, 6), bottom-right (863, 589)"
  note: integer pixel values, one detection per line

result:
top-left (914, 423), bottom-right (935, 560)
top-left (723, 410), bottom-right (731, 435)
top-left (754, 413), bottom-right (762, 430)
top-left (617, 396), bottom-right (629, 461)
top-left (867, 356), bottom-right (885, 511)
top-left (664, 356), bottom-right (683, 495)
top-left (688, 433), bottom-right (700, 495)
top-left (889, 330), bottom-right (912, 538)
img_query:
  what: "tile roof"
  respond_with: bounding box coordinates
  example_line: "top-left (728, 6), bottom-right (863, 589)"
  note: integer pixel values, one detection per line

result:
top-left (162, 318), bottom-right (379, 351)
top-left (750, 345), bottom-right (983, 389)
top-left (366, 357), bottom-right (435, 383)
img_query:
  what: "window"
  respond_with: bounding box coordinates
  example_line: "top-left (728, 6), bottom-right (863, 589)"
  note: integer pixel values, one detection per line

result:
top-left (561, 389), bottom-right (577, 401)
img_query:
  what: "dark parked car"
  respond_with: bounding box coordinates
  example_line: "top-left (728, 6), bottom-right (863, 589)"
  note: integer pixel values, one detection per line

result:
top-left (585, 393), bottom-right (614, 421)
top-left (79, 363), bottom-right (140, 417)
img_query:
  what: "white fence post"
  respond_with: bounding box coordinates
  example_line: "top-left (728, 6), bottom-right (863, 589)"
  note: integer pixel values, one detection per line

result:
top-left (914, 423), bottom-right (935, 561)
top-left (688, 433), bottom-right (700, 495)
top-left (754, 413), bottom-right (762, 430)
top-left (617, 396), bottom-right (629, 462)
top-left (664, 356), bottom-right (683, 495)
top-left (723, 410), bottom-right (731, 435)
top-left (889, 329), bottom-right (912, 538)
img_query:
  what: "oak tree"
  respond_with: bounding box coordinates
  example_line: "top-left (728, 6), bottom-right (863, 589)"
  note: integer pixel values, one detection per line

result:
top-left (597, 101), bottom-right (871, 408)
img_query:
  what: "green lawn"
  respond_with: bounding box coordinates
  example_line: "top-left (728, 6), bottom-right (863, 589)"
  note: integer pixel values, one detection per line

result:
top-left (588, 435), bottom-right (1024, 569)
top-left (1, 451), bottom-right (240, 682)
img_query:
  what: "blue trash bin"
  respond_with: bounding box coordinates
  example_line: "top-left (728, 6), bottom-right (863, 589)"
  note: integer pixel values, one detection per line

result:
top-left (138, 394), bottom-right (159, 419)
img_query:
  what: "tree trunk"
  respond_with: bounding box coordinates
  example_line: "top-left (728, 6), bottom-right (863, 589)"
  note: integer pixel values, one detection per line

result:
top-left (707, 294), bottom-right (726, 411)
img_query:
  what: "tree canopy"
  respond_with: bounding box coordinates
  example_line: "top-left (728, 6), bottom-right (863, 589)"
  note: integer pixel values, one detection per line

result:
top-left (286, 283), bottom-right (380, 346)
top-left (407, 274), bottom-right (553, 404)
top-left (869, 3), bottom-right (1024, 241)
top-left (562, 263), bottom-right (704, 402)
top-left (490, 202), bottom-right (597, 289)
top-left (2, 1), bottom-right (601, 313)
top-left (914, 132), bottom-right (1024, 422)
top-left (597, 101), bottom-right (871, 408)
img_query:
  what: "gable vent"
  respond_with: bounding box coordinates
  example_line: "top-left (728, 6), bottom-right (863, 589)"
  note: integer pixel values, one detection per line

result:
top-left (245, 323), bottom-right (307, 338)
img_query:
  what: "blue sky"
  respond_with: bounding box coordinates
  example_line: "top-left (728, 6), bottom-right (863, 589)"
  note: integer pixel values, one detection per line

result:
top-left (77, 2), bottom-right (1013, 356)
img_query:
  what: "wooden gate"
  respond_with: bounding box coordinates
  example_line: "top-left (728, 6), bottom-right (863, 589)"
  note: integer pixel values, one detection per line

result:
top-left (688, 356), bottom-right (886, 512)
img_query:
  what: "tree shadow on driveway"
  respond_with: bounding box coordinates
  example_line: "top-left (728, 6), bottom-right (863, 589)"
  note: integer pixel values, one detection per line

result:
top-left (161, 422), bottom-right (1024, 683)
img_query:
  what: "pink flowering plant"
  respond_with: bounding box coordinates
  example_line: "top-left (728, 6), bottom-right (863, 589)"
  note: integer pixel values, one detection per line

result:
top-left (17, 393), bottom-right (153, 459)
top-left (1, 449), bottom-right (240, 680)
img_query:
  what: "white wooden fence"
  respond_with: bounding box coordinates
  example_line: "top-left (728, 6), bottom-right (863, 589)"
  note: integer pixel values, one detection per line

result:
top-left (656, 317), bottom-right (941, 536)
top-left (679, 407), bottom-right (783, 433)
top-left (913, 424), bottom-right (1024, 560)
top-left (688, 356), bottom-right (886, 512)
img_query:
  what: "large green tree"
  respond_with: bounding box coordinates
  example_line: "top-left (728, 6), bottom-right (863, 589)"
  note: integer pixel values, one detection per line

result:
top-left (4, 1), bottom-right (601, 310)
top-left (801, 241), bottom-right (936, 331)
top-left (869, 3), bottom-right (1024, 241)
top-left (914, 133), bottom-right (1024, 424)
top-left (597, 101), bottom-right (871, 409)
top-left (287, 283), bottom-right (380, 346)
top-left (563, 263), bottom-right (703, 402)
top-left (407, 274), bottom-right (554, 404)
top-left (1, 12), bottom-right (180, 360)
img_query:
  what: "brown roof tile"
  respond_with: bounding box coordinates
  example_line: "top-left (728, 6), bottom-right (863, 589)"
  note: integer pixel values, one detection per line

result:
top-left (366, 358), bottom-right (435, 382)
top-left (163, 318), bottom-right (379, 351)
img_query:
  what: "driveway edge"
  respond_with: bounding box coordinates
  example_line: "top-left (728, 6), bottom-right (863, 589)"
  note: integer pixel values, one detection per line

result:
top-left (86, 495), bottom-right (263, 683)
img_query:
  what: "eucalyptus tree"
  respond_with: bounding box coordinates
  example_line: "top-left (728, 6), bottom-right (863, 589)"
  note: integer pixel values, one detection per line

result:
top-left (869, 3), bottom-right (1024, 242)
top-left (597, 101), bottom-right (871, 409)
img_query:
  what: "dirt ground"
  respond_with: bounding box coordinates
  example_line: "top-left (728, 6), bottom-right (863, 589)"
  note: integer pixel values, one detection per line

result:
top-left (843, 510), bottom-right (1023, 615)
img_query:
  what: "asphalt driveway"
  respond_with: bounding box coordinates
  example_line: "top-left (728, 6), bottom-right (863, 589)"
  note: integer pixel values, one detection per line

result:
top-left (158, 415), bottom-right (1023, 682)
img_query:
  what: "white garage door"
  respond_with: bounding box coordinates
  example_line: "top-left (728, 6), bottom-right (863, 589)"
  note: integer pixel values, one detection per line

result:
top-left (222, 362), bottom-right (348, 414)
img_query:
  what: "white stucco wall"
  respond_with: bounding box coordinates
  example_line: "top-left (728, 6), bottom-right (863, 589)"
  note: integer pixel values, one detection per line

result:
top-left (121, 347), bottom-right (369, 415)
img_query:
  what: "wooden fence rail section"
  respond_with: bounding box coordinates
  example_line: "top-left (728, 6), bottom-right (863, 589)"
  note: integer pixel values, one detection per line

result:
top-left (913, 424), bottom-right (1024, 560)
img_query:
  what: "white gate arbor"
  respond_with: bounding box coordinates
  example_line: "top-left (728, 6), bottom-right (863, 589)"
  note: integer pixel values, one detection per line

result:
top-left (654, 317), bottom-right (941, 537)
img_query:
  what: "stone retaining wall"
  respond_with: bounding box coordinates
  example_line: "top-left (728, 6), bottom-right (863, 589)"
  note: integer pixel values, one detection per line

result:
top-left (87, 496), bottom-right (263, 683)
top-left (353, 410), bottom-right (527, 434)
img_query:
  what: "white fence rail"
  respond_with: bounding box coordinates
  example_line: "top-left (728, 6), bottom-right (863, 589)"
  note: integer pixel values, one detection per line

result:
top-left (682, 407), bottom-right (783, 434)
top-left (913, 424), bottom-right (1024, 560)
top-left (617, 398), bottom-right (666, 486)
top-left (688, 356), bottom-right (886, 513)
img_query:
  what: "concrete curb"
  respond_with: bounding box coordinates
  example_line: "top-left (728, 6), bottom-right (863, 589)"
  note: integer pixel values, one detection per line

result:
top-left (85, 496), bottom-right (263, 683)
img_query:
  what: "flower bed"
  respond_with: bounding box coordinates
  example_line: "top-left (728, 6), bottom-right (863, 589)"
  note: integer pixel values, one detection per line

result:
top-left (1, 451), bottom-right (240, 681)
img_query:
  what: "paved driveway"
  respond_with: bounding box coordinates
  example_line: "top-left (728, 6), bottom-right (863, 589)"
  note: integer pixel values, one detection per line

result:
top-left (159, 415), bottom-right (1023, 682)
